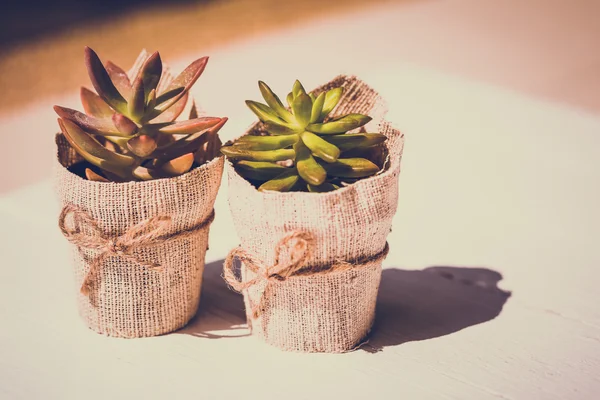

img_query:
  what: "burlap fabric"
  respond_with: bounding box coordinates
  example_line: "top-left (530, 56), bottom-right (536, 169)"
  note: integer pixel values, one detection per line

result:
top-left (224, 75), bottom-right (404, 352)
top-left (54, 134), bottom-right (223, 338)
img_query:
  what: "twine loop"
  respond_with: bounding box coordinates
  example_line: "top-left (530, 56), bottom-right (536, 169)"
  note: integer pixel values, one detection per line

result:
top-left (223, 232), bottom-right (389, 321)
top-left (59, 203), bottom-right (215, 299)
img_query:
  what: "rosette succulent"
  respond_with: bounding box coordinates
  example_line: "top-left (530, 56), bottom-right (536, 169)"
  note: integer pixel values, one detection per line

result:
top-left (221, 80), bottom-right (386, 192)
top-left (55, 47), bottom-right (227, 182)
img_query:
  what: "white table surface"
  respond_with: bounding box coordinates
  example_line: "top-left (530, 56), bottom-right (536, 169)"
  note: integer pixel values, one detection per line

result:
top-left (2, 8), bottom-right (600, 399)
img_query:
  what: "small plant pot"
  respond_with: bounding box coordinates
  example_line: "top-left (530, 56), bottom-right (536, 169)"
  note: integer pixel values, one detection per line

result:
top-left (54, 134), bottom-right (223, 338)
top-left (224, 76), bottom-right (404, 352)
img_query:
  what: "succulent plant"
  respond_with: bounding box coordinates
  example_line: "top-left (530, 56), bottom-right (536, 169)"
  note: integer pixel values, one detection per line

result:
top-left (221, 80), bottom-right (386, 192)
top-left (55, 47), bottom-right (227, 182)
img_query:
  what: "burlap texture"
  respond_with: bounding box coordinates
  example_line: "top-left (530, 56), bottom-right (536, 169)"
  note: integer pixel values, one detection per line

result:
top-left (225, 75), bottom-right (404, 352)
top-left (54, 134), bottom-right (223, 338)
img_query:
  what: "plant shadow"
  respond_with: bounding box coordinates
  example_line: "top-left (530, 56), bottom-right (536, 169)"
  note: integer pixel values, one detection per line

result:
top-left (362, 266), bottom-right (511, 353)
top-left (177, 259), bottom-right (249, 339)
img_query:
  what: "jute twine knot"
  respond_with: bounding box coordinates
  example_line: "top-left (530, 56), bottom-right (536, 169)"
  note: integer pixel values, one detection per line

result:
top-left (59, 203), bottom-right (215, 299)
top-left (223, 232), bottom-right (389, 321)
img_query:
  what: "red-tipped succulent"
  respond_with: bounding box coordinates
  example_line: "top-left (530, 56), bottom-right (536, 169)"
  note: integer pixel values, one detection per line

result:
top-left (55, 47), bottom-right (227, 182)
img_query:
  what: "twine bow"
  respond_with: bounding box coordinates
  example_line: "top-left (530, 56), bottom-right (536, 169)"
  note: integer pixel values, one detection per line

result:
top-left (223, 231), bottom-right (389, 321)
top-left (59, 204), bottom-right (215, 298)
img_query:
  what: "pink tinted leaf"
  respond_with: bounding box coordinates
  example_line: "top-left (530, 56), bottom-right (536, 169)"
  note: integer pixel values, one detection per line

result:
top-left (105, 61), bottom-right (132, 100)
top-left (112, 113), bottom-right (138, 136)
top-left (151, 92), bottom-right (188, 123)
top-left (84, 47), bottom-right (128, 114)
top-left (127, 135), bottom-right (157, 158)
top-left (161, 153), bottom-right (194, 176)
top-left (128, 75), bottom-right (145, 121)
top-left (54, 105), bottom-right (128, 137)
top-left (155, 56), bottom-right (208, 112)
top-left (149, 116), bottom-right (222, 135)
top-left (80, 87), bottom-right (113, 118)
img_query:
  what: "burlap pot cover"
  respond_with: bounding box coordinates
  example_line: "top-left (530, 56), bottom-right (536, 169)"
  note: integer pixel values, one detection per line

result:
top-left (54, 134), bottom-right (224, 338)
top-left (224, 75), bottom-right (404, 352)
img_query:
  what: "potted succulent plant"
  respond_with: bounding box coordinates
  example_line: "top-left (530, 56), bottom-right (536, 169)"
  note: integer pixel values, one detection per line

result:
top-left (222, 76), bottom-right (404, 352)
top-left (54, 47), bottom-right (227, 338)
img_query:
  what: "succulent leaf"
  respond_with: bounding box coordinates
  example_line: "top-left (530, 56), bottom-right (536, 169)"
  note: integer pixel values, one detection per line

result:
top-left (326, 133), bottom-right (387, 151)
top-left (292, 93), bottom-right (312, 127)
top-left (220, 146), bottom-right (295, 162)
top-left (258, 169), bottom-right (299, 192)
top-left (294, 141), bottom-right (326, 186)
top-left (321, 157), bottom-right (379, 178)
top-left (258, 81), bottom-right (294, 123)
top-left (310, 92), bottom-right (325, 124)
top-left (292, 80), bottom-right (306, 98)
top-left (84, 47), bottom-right (128, 115)
top-left (58, 118), bottom-right (134, 177)
top-left (234, 134), bottom-right (299, 151)
top-left (235, 160), bottom-right (286, 181)
top-left (85, 168), bottom-right (109, 182)
top-left (151, 92), bottom-right (188, 123)
top-left (320, 87), bottom-right (343, 120)
top-left (264, 120), bottom-right (301, 135)
top-left (286, 92), bottom-right (294, 108)
top-left (155, 117), bottom-right (227, 161)
top-left (307, 113), bottom-right (372, 134)
top-left (128, 75), bottom-right (146, 121)
top-left (105, 61), bottom-right (132, 100)
top-left (54, 106), bottom-right (128, 137)
top-left (156, 56), bottom-right (208, 112)
top-left (80, 87), bottom-right (113, 118)
top-left (301, 131), bottom-right (340, 163)
top-left (161, 153), bottom-right (194, 176)
top-left (245, 100), bottom-right (283, 124)
top-left (127, 135), bottom-right (157, 157)
top-left (112, 113), bottom-right (138, 136)
top-left (138, 51), bottom-right (162, 100)
top-left (150, 116), bottom-right (223, 135)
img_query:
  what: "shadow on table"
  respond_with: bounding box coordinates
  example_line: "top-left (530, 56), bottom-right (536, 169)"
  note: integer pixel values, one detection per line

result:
top-left (177, 259), bottom-right (249, 339)
top-left (362, 266), bottom-right (511, 353)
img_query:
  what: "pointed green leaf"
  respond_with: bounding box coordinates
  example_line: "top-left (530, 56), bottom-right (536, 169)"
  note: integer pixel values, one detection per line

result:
top-left (234, 160), bottom-right (286, 181)
top-left (322, 157), bottom-right (380, 178)
top-left (292, 80), bottom-right (306, 98)
top-left (310, 92), bottom-right (325, 123)
top-left (221, 146), bottom-right (294, 162)
top-left (307, 113), bottom-right (372, 134)
top-left (245, 100), bottom-right (283, 124)
top-left (286, 92), bottom-right (294, 108)
top-left (258, 81), bottom-right (294, 123)
top-left (264, 120), bottom-right (301, 135)
top-left (300, 131), bottom-right (340, 163)
top-left (80, 87), bottom-right (113, 118)
top-left (292, 93), bottom-right (312, 127)
top-left (258, 169), bottom-right (299, 192)
top-left (294, 141), bottom-right (326, 186)
top-left (84, 47), bottom-right (128, 114)
top-left (320, 87), bottom-right (343, 120)
top-left (235, 134), bottom-right (299, 151)
top-left (151, 92), bottom-right (188, 123)
top-left (326, 133), bottom-right (387, 151)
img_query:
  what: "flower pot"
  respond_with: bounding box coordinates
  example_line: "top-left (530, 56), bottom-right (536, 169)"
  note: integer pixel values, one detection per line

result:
top-left (224, 75), bottom-right (404, 352)
top-left (54, 133), bottom-right (223, 338)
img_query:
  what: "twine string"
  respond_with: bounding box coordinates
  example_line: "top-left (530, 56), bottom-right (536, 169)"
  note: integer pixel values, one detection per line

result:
top-left (58, 203), bottom-right (215, 298)
top-left (223, 232), bottom-right (389, 321)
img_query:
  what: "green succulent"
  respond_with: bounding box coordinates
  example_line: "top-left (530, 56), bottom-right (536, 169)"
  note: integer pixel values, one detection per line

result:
top-left (55, 47), bottom-right (227, 182)
top-left (221, 80), bottom-right (386, 192)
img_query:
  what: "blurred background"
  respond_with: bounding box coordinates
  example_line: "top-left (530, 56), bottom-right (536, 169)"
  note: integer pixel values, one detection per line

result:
top-left (0, 0), bottom-right (599, 192)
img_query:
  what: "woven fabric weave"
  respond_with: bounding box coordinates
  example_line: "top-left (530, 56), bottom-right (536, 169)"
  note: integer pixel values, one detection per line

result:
top-left (54, 134), bottom-right (223, 338)
top-left (225, 75), bottom-right (404, 352)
